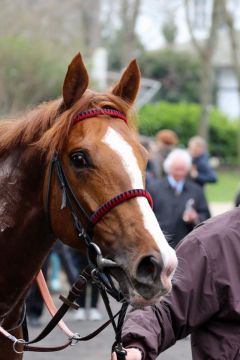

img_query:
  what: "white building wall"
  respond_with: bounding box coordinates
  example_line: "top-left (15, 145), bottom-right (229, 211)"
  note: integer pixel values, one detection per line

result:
top-left (216, 67), bottom-right (240, 118)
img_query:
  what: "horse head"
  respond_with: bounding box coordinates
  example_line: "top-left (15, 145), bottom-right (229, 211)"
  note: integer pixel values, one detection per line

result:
top-left (41, 53), bottom-right (177, 305)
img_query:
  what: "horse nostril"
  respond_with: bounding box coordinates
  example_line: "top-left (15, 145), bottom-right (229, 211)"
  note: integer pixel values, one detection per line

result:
top-left (135, 256), bottom-right (162, 285)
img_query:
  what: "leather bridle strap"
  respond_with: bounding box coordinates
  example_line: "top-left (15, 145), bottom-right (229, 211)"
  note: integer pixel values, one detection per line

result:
top-left (4, 266), bottom-right (124, 353)
top-left (35, 270), bottom-right (74, 338)
top-left (45, 107), bottom-right (153, 237)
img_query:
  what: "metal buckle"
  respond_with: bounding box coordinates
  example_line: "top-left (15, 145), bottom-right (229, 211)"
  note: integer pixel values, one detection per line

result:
top-left (69, 333), bottom-right (81, 346)
top-left (114, 343), bottom-right (127, 360)
top-left (13, 338), bottom-right (25, 354)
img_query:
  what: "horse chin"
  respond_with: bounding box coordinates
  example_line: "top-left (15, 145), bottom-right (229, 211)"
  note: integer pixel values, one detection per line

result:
top-left (109, 267), bottom-right (168, 307)
top-left (129, 293), bottom-right (162, 307)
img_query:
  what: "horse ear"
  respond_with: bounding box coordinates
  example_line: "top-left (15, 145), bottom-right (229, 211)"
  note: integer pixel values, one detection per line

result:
top-left (112, 59), bottom-right (141, 104)
top-left (62, 53), bottom-right (89, 108)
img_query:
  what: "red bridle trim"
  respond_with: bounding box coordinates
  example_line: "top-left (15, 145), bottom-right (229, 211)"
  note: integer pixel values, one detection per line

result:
top-left (91, 189), bottom-right (153, 225)
top-left (72, 108), bottom-right (128, 125)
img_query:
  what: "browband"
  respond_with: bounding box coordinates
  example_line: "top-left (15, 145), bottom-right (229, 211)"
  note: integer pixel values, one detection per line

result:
top-left (72, 108), bottom-right (128, 125)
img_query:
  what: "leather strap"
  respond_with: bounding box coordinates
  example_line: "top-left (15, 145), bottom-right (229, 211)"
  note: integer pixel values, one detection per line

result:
top-left (36, 270), bottom-right (74, 337)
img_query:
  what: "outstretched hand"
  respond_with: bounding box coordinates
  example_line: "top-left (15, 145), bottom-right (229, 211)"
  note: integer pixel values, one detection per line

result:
top-left (111, 348), bottom-right (142, 360)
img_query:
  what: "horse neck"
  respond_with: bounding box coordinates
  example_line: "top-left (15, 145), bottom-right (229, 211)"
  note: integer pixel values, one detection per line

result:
top-left (0, 147), bottom-right (54, 317)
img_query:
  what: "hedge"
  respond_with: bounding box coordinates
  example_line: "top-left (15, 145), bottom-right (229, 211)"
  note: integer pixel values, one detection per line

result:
top-left (138, 101), bottom-right (238, 164)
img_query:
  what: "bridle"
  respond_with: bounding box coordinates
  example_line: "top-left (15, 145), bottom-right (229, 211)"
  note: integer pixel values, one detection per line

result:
top-left (45, 107), bottom-right (153, 259)
top-left (1, 108), bottom-right (153, 359)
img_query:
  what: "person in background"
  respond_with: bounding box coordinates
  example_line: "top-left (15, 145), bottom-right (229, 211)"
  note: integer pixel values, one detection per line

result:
top-left (26, 241), bottom-right (76, 327)
top-left (188, 136), bottom-right (217, 187)
top-left (49, 250), bottom-right (62, 292)
top-left (26, 257), bottom-right (50, 327)
top-left (151, 129), bottom-right (179, 178)
top-left (139, 136), bottom-right (156, 184)
top-left (234, 190), bottom-right (240, 207)
top-left (147, 149), bottom-right (210, 248)
top-left (111, 206), bottom-right (240, 360)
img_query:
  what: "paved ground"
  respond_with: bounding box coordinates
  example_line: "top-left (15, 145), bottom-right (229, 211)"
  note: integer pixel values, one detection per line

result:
top-left (24, 203), bottom-right (232, 360)
top-left (24, 295), bottom-right (192, 360)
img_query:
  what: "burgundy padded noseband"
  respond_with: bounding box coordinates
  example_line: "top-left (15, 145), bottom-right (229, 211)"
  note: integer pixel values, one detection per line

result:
top-left (91, 189), bottom-right (153, 225)
top-left (71, 107), bottom-right (153, 226)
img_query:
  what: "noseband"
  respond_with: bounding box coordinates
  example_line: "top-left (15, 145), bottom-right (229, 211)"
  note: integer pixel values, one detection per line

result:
top-left (45, 107), bottom-right (153, 251)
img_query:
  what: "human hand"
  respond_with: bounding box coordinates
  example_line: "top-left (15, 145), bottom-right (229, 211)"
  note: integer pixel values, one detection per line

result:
top-left (183, 209), bottom-right (199, 224)
top-left (111, 348), bottom-right (142, 360)
top-left (190, 165), bottom-right (198, 178)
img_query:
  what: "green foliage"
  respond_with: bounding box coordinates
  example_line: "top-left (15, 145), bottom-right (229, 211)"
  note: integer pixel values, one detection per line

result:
top-left (139, 49), bottom-right (202, 103)
top-left (206, 170), bottom-right (240, 203)
top-left (161, 19), bottom-right (177, 45)
top-left (138, 101), bottom-right (238, 164)
top-left (0, 36), bottom-right (67, 115)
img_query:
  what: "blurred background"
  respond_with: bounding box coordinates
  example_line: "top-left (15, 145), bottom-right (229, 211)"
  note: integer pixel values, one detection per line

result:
top-left (0, 1), bottom-right (240, 209)
top-left (2, 1), bottom-right (240, 359)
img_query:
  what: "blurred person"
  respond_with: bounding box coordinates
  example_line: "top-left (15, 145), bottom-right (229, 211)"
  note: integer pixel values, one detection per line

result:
top-left (68, 249), bottom-right (102, 321)
top-left (111, 206), bottom-right (240, 360)
top-left (49, 251), bottom-right (62, 292)
top-left (139, 136), bottom-right (157, 186)
top-left (151, 129), bottom-right (179, 178)
top-left (147, 149), bottom-right (210, 248)
top-left (26, 241), bottom-right (76, 327)
top-left (26, 257), bottom-right (50, 327)
top-left (188, 136), bottom-right (217, 187)
top-left (234, 190), bottom-right (240, 207)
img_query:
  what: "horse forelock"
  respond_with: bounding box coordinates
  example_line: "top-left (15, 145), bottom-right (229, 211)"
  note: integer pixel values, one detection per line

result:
top-left (0, 90), bottom-right (137, 162)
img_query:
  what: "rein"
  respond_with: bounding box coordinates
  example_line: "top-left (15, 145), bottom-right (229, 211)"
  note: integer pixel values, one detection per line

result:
top-left (1, 108), bottom-right (153, 359)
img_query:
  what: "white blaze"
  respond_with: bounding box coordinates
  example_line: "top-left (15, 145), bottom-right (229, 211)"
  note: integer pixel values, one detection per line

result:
top-left (101, 127), bottom-right (175, 267)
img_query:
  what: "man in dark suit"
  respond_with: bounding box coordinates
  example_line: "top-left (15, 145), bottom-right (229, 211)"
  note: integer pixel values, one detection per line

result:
top-left (148, 148), bottom-right (210, 248)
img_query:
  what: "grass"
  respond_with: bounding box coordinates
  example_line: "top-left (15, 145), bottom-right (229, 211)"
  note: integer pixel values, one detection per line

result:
top-left (205, 170), bottom-right (240, 203)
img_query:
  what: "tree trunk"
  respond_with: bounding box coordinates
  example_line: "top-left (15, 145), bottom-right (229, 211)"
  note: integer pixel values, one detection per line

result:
top-left (184, 0), bottom-right (220, 142)
top-left (222, 0), bottom-right (240, 167)
top-left (119, 0), bottom-right (141, 66)
top-left (199, 55), bottom-right (212, 141)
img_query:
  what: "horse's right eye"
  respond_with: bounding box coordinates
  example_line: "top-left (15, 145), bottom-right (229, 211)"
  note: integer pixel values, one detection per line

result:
top-left (70, 152), bottom-right (89, 169)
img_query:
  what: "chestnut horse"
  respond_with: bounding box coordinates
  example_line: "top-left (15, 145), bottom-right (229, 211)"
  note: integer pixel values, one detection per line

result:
top-left (0, 53), bottom-right (177, 359)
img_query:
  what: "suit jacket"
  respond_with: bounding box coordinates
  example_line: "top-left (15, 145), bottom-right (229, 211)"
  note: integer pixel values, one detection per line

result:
top-left (147, 177), bottom-right (210, 248)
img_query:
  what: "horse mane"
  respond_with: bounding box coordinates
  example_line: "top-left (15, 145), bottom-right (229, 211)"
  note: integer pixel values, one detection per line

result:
top-left (0, 90), bottom-right (137, 161)
top-left (0, 99), bottom-right (62, 156)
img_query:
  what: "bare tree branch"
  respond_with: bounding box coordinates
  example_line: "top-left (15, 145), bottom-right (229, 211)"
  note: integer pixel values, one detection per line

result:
top-left (221, 0), bottom-right (240, 166)
top-left (184, 0), bottom-right (204, 57)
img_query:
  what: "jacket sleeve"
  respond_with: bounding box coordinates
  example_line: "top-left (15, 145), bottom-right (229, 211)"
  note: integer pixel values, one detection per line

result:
top-left (195, 158), bottom-right (217, 185)
top-left (121, 232), bottom-right (221, 360)
top-left (195, 187), bottom-right (211, 223)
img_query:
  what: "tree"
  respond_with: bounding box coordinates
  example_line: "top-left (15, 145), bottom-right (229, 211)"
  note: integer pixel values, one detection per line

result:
top-left (162, 13), bottom-right (177, 46)
top-left (107, 0), bottom-right (143, 69)
top-left (221, 0), bottom-right (240, 166)
top-left (139, 49), bottom-right (202, 103)
top-left (184, 0), bottom-right (222, 141)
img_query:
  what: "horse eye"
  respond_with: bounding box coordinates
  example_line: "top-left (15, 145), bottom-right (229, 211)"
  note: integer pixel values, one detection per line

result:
top-left (70, 152), bottom-right (88, 168)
